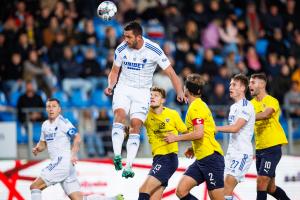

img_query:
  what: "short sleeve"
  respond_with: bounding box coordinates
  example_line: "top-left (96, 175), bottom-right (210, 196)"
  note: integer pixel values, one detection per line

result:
top-left (60, 119), bottom-right (78, 138)
top-left (266, 96), bottom-right (279, 113)
top-left (113, 49), bottom-right (122, 67)
top-left (40, 123), bottom-right (45, 141)
top-left (153, 45), bottom-right (171, 70)
top-left (237, 107), bottom-right (251, 121)
top-left (189, 108), bottom-right (205, 126)
top-left (174, 111), bottom-right (187, 133)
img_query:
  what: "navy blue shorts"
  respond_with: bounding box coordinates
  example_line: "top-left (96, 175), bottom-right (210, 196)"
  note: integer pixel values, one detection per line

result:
top-left (256, 145), bottom-right (282, 177)
top-left (184, 152), bottom-right (225, 191)
top-left (148, 153), bottom-right (178, 187)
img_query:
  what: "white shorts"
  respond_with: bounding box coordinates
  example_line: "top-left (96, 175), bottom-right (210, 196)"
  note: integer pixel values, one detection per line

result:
top-left (225, 152), bottom-right (253, 182)
top-left (113, 84), bottom-right (150, 122)
top-left (41, 156), bottom-right (80, 195)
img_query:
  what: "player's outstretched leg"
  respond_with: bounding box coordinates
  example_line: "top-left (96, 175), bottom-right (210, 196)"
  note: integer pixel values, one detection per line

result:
top-left (111, 123), bottom-right (125, 171)
top-left (122, 133), bottom-right (140, 178)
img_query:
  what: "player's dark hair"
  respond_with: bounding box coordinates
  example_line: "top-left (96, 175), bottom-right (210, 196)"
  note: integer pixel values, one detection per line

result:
top-left (232, 73), bottom-right (249, 93)
top-left (124, 21), bottom-right (143, 36)
top-left (250, 73), bottom-right (267, 83)
top-left (185, 74), bottom-right (205, 96)
top-left (151, 86), bottom-right (166, 98)
top-left (47, 98), bottom-right (61, 106)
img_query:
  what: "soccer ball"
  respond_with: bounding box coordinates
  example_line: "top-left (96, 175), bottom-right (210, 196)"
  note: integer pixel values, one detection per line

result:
top-left (97, 1), bottom-right (117, 21)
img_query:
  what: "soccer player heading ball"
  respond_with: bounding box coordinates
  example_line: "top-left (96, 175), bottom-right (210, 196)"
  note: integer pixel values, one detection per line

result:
top-left (104, 21), bottom-right (185, 178)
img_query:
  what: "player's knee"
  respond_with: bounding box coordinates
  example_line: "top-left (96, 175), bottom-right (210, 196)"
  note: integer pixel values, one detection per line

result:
top-left (257, 176), bottom-right (270, 190)
top-left (176, 187), bottom-right (188, 198)
top-left (114, 109), bottom-right (126, 123)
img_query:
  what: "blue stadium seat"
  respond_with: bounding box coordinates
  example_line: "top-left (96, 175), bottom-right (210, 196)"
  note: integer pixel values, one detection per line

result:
top-left (0, 91), bottom-right (15, 121)
top-left (91, 89), bottom-right (111, 108)
top-left (33, 122), bottom-right (42, 143)
top-left (17, 122), bottom-right (28, 144)
top-left (255, 39), bottom-right (269, 56)
top-left (62, 110), bottom-right (79, 125)
top-left (9, 91), bottom-right (22, 107)
top-left (52, 90), bottom-right (70, 107)
top-left (70, 89), bottom-right (90, 108)
top-left (213, 55), bottom-right (224, 66)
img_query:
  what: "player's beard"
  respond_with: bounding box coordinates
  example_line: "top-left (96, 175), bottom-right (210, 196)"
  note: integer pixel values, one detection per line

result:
top-left (131, 39), bottom-right (138, 48)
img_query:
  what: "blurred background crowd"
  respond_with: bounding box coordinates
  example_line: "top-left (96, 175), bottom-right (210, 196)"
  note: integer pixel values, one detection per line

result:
top-left (0, 0), bottom-right (300, 157)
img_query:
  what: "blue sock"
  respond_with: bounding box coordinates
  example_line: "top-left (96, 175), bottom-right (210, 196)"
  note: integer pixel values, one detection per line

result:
top-left (138, 192), bottom-right (150, 200)
top-left (180, 193), bottom-right (198, 200)
top-left (269, 186), bottom-right (290, 200)
top-left (257, 191), bottom-right (267, 200)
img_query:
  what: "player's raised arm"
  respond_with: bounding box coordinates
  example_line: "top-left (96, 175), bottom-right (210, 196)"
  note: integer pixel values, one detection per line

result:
top-left (105, 64), bottom-right (121, 96)
top-left (32, 141), bottom-right (47, 156)
top-left (164, 66), bottom-right (185, 103)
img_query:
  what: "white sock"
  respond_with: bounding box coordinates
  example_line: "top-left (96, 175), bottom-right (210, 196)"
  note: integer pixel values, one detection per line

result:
top-left (225, 196), bottom-right (233, 200)
top-left (111, 123), bottom-right (125, 156)
top-left (31, 189), bottom-right (42, 200)
top-left (125, 134), bottom-right (140, 168)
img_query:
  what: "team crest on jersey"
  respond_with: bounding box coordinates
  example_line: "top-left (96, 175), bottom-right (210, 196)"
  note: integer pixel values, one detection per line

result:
top-left (165, 118), bottom-right (170, 123)
top-left (123, 55), bottom-right (127, 59)
top-left (143, 59), bottom-right (147, 63)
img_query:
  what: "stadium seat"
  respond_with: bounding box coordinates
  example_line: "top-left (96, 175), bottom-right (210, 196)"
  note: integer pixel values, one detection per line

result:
top-left (17, 122), bottom-right (28, 144)
top-left (255, 39), bottom-right (269, 56)
top-left (213, 55), bottom-right (224, 66)
top-left (0, 91), bottom-right (15, 121)
top-left (70, 88), bottom-right (90, 108)
top-left (9, 91), bottom-right (21, 107)
top-left (62, 110), bottom-right (79, 126)
top-left (32, 122), bottom-right (42, 143)
top-left (91, 89), bottom-right (111, 108)
top-left (52, 90), bottom-right (70, 107)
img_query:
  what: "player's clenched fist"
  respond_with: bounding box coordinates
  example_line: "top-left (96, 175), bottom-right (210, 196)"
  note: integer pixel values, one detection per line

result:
top-left (104, 87), bottom-right (113, 96)
top-left (184, 147), bottom-right (194, 159)
top-left (32, 147), bottom-right (39, 156)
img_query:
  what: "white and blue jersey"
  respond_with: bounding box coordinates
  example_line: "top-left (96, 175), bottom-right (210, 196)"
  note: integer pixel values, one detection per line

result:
top-left (225, 98), bottom-right (255, 182)
top-left (227, 98), bottom-right (255, 155)
top-left (41, 115), bottom-right (78, 160)
top-left (40, 115), bottom-right (80, 192)
top-left (114, 37), bottom-right (170, 89)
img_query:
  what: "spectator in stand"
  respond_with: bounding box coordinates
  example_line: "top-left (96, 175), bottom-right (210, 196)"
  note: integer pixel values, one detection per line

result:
top-left (80, 19), bottom-right (97, 46)
top-left (163, 3), bottom-right (184, 41)
top-left (187, 1), bottom-right (208, 31)
top-left (23, 50), bottom-right (56, 97)
top-left (37, 6), bottom-right (51, 31)
top-left (174, 38), bottom-right (190, 73)
top-left (287, 56), bottom-right (297, 73)
top-left (14, 32), bottom-right (33, 62)
top-left (42, 16), bottom-right (60, 49)
top-left (2, 52), bottom-right (24, 96)
top-left (20, 15), bottom-right (42, 49)
top-left (291, 65), bottom-right (300, 92)
top-left (202, 19), bottom-right (221, 49)
top-left (81, 48), bottom-right (105, 90)
top-left (183, 20), bottom-right (201, 53)
top-left (245, 1), bottom-right (261, 38)
top-left (83, 109), bottom-right (105, 157)
top-left (265, 53), bottom-right (281, 78)
top-left (226, 51), bottom-right (248, 76)
top-left (262, 3), bottom-right (284, 34)
top-left (271, 64), bottom-right (292, 104)
top-left (201, 48), bottom-right (219, 79)
top-left (290, 31), bottom-right (300, 63)
top-left (17, 80), bottom-right (44, 124)
top-left (267, 28), bottom-right (288, 58)
top-left (284, 81), bottom-right (300, 118)
top-left (104, 26), bottom-right (118, 50)
top-left (60, 46), bottom-right (91, 95)
top-left (48, 30), bottom-right (67, 67)
top-left (219, 17), bottom-right (238, 45)
top-left (96, 109), bottom-right (112, 155)
top-left (284, 0), bottom-right (297, 40)
top-left (2, 18), bottom-right (19, 57)
top-left (208, 82), bottom-right (230, 118)
top-left (245, 46), bottom-right (263, 74)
